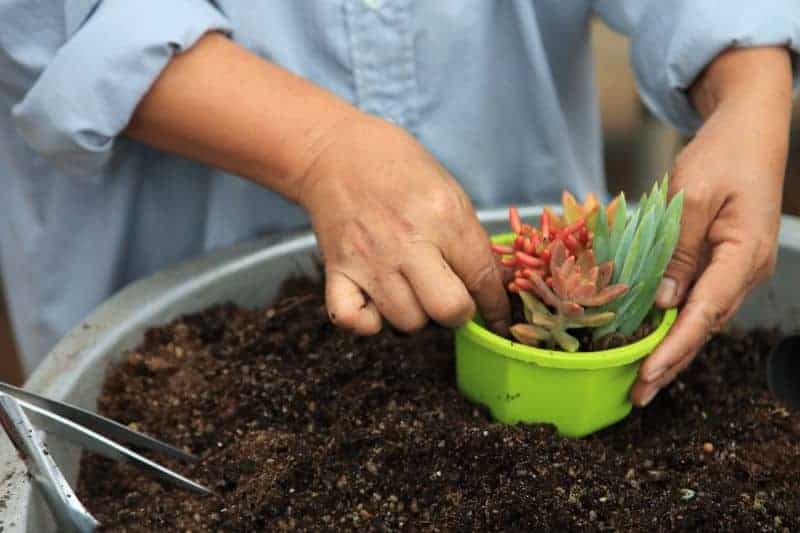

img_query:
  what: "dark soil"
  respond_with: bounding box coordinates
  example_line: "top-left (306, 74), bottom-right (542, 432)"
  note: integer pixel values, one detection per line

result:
top-left (77, 277), bottom-right (800, 532)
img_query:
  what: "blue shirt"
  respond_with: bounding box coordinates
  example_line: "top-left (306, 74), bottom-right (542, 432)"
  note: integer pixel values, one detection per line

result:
top-left (1, 0), bottom-right (798, 372)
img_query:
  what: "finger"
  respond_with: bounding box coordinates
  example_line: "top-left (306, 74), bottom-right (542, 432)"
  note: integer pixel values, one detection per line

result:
top-left (401, 242), bottom-right (475, 328)
top-left (368, 271), bottom-right (429, 333)
top-left (325, 270), bottom-right (382, 335)
top-left (443, 220), bottom-right (511, 335)
top-left (631, 354), bottom-right (694, 407)
top-left (633, 288), bottom-right (748, 407)
top-left (655, 181), bottom-right (715, 309)
top-left (640, 241), bottom-right (752, 384)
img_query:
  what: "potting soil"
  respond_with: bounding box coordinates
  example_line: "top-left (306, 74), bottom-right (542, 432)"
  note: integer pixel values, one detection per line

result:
top-left (78, 277), bottom-right (800, 531)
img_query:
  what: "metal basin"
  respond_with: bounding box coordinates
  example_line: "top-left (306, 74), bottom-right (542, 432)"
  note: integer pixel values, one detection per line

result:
top-left (2, 208), bottom-right (799, 532)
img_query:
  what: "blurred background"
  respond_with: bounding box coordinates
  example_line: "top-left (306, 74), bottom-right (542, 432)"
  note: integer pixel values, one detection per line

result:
top-left (1, 22), bottom-right (798, 385)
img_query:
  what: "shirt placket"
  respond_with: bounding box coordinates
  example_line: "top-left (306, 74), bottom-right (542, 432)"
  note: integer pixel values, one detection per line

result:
top-left (345, 0), bottom-right (418, 131)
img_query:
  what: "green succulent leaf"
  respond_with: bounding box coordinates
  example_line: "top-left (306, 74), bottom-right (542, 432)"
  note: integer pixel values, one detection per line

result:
top-left (619, 207), bottom-right (657, 286)
top-left (519, 291), bottom-right (552, 317)
top-left (653, 190), bottom-right (684, 276)
top-left (608, 192), bottom-right (627, 258)
top-left (612, 202), bottom-right (641, 283)
top-left (617, 250), bottom-right (662, 335)
top-left (651, 179), bottom-right (666, 222)
top-left (510, 323), bottom-right (551, 346)
top-left (552, 328), bottom-right (580, 352)
top-left (592, 206), bottom-right (611, 264)
top-left (647, 179), bottom-right (661, 210)
top-left (567, 311), bottom-right (615, 329)
top-left (522, 300), bottom-right (533, 324)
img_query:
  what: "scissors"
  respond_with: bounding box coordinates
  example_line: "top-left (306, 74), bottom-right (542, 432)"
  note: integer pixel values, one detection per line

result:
top-left (0, 381), bottom-right (212, 533)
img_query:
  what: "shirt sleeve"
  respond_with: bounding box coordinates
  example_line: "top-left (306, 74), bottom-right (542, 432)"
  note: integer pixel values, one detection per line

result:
top-left (11, 0), bottom-right (232, 179)
top-left (593, 0), bottom-right (800, 134)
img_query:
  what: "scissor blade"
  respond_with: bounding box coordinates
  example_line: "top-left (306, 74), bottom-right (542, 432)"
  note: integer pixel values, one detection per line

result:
top-left (0, 381), bottom-right (197, 463)
top-left (16, 397), bottom-right (213, 496)
top-left (0, 392), bottom-right (98, 533)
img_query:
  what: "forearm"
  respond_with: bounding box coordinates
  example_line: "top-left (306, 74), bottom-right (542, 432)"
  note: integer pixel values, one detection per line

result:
top-left (124, 32), bottom-right (362, 203)
top-left (687, 47), bottom-right (793, 195)
top-left (690, 47), bottom-right (793, 122)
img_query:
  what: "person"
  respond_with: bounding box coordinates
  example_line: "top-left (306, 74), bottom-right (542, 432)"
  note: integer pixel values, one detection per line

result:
top-left (0, 2), bottom-right (797, 407)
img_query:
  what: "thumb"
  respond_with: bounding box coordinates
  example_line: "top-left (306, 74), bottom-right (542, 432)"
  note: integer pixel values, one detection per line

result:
top-left (655, 184), bottom-right (712, 309)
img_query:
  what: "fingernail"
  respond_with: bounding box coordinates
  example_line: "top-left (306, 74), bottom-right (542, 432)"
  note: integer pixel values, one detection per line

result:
top-left (639, 388), bottom-right (659, 407)
top-left (644, 366), bottom-right (666, 383)
top-left (655, 277), bottom-right (677, 307)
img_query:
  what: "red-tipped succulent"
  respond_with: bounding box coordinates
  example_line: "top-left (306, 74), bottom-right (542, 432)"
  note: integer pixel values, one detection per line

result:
top-left (492, 206), bottom-right (592, 289)
top-left (492, 191), bottom-right (624, 293)
top-left (509, 240), bottom-right (628, 352)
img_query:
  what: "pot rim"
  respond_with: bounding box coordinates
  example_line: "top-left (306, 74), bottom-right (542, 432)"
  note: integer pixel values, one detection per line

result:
top-left (456, 231), bottom-right (678, 370)
top-left (458, 308), bottom-right (677, 370)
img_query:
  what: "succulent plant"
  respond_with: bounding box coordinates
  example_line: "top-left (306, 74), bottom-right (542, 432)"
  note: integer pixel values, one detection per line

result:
top-left (493, 191), bottom-right (625, 295)
top-left (491, 206), bottom-right (591, 282)
top-left (591, 174), bottom-right (684, 338)
top-left (492, 174), bottom-right (683, 352)
top-left (492, 191), bottom-right (619, 285)
top-left (509, 240), bottom-right (628, 352)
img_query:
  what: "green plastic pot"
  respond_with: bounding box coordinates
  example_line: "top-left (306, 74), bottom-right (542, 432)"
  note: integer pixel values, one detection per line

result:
top-left (455, 233), bottom-right (678, 438)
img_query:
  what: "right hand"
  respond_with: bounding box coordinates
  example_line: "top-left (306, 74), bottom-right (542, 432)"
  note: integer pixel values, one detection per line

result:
top-left (298, 115), bottom-right (511, 336)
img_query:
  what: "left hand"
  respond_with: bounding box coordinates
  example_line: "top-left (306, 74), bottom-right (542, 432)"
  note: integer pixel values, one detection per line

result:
top-left (630, 47), bottom-right (794, 407)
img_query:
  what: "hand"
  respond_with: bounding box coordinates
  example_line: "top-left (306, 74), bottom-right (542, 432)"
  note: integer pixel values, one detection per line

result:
top-left (631, 47), bottom-right (793, 406)
top-left (298, 115), bottom-right (511, 336)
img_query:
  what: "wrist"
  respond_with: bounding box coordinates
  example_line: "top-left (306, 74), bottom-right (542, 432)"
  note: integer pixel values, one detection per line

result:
top-left (294, 113), bottom-right (412, 210)
top-left (258, 105), bottom-right (367, 206)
